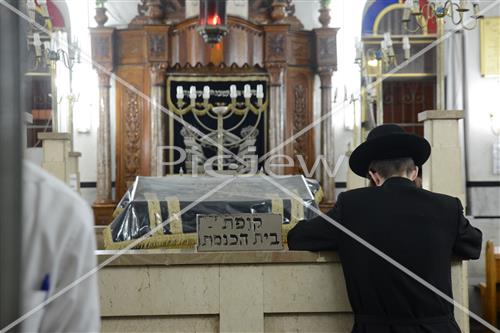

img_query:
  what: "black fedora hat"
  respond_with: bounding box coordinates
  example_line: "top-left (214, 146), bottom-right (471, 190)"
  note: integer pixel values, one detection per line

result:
top-left (349, 124), bottom-right (431, 178)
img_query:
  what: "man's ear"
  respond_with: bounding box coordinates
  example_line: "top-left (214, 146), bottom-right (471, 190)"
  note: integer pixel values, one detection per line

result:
top-left (409, 166), bottom-right (419, 181)
top-left (368, 170), bottom-right (382, 186)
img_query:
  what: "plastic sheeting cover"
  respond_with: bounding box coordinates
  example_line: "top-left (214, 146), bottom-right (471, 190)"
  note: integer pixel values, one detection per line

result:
top-left (109, 175), bottom-right (320, 243)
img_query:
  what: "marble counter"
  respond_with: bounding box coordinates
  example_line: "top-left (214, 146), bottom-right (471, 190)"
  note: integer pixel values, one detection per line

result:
top-left (96, 250), bottom-right (469, 333)
top-left (96, 249), bottom-right (340, 266)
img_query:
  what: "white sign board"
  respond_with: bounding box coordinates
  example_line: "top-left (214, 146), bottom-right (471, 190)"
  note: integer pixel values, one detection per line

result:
top-left (197, 214), bottom-right (283, 252)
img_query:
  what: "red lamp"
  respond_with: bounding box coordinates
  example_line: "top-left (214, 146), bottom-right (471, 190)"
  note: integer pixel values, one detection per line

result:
top-left (196, 0), bottom-right (228, 44)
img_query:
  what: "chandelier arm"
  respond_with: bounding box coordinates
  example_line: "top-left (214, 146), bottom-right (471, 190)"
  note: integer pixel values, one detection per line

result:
top-left (403, 21), bottom-right (423, 33)
top-left (59, 50), bottom-right (67, 68)
top-left (462, 18), bottom-right (479, 31)
top-left (443, 0), bottom-right (452, 16)
top-left (449, 2), bottom-right (464, 25)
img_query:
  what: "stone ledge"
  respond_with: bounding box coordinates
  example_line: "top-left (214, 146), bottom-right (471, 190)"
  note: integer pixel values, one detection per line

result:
top-left (69, 151), bottom-right (82, 157)
top-left (37, 132), bottom-right (71, 140)
top-left (96, 249), bottom-right (340, 266)
top-left (418, 110), bottom-right (464, 122)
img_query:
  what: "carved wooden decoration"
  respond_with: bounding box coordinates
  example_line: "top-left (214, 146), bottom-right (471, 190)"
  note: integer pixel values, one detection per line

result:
top-left (293, 84), bottom-right (307, 157)
top-left (249, 0), bottom-right (272, 24)
top-left (249, 0), bottom-right (303, 29)
top-left (289, 34), bottom-right (311, 65)
top-left (315, 28), bottom-right (339, 70)
top-left (90, 29), bottom-right (114, 70)
top-left (162, 0), bottom-right (185, 23)
top-left (117, 30), bottom-right (146, 65)
top-left (149, 34), bottom-right (165, 57)
top-left (90, 1), bottom-right (338, 204)
top-left (131, 0), bottom-right (185, 25)
top-left (267, 33), bottom-right (286, 59)
top-left (115, 65), bottom-right (150, 196)
top-left (146, 26), bottom-right (169, 62)
top-left (287, 69), bottom-right (314, 172)
top-left (124, 89), bottom-right (141, 184)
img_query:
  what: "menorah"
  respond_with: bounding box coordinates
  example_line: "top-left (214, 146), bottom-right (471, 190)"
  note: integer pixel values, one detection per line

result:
top-left (167, 83), bottom-right (268, 172)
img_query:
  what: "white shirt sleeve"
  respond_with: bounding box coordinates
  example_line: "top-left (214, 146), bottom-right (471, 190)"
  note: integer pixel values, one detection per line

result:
top-left (39, 204), bottom-right (100, 333)
top-left (21, 162), bottom-right (100, 333)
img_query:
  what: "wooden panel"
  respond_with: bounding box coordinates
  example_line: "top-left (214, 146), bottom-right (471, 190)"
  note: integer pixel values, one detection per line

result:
top-left (117, 30), bottom-right (147, 65)
top-left (169, 17), bottom-right (264, 67)
top-left (169, 32), bottom-right (179, 64)
top-left (286, 67), bottom-right (315, 173)
top-left (169, 25), bottom-right (207, 65)
top-left (265, 29), bottom-right (288, 63)
top-left (90, 28), bottom-right (114, 67)
top-left (115, 66), bottom-right (150, 198)
top-left (224, 21), bottom-right (264, 66)
top-left (145, 26), bottom-right (169, 63)
top-left (382, 79), bottom-right (436, 137)
top-left (109, 14), bottom-right (326, 192)
top-left (287, 32), bottom-right (313, 66)
top-left (92, 203), bottom-right (116, 226)
top-left (224, 25), bottom-right (250, 65)
top-left (252, 31), bottom-right (264, 65)
top-left (314, 28), bottom-right (338, 70)
top-left (481, 240), bottom-right (499, 327)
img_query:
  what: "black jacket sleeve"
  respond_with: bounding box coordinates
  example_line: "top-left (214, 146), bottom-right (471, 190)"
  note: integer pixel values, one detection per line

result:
top-left (452, 198), bottom-right (482, 260)
top-left (287, 193), bottom-right (342, 251)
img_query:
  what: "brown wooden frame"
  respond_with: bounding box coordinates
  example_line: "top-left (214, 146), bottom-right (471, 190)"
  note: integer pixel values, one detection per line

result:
top-left (90, 2), bottom-right (338, 208)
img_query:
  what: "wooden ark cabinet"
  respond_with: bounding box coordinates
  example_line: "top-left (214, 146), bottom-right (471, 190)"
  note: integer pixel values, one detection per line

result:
top-left (90, 0), bottom-right (338, 223)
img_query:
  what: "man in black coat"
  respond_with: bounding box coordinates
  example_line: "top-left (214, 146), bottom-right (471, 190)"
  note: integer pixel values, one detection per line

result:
top-left (287, 124), bottom-right (482, 333)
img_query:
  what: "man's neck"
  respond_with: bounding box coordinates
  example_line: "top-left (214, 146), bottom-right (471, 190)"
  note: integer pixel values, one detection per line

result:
top-left (378, 175), bottom-right (411, 186)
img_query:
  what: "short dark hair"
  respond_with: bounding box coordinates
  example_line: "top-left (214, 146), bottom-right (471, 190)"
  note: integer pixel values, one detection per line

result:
top-left (368, 157), bottom-right (416, 179)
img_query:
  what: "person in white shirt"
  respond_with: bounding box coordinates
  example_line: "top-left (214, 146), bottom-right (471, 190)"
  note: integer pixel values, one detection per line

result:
top-left (20, 161), bottom-right (100, 332)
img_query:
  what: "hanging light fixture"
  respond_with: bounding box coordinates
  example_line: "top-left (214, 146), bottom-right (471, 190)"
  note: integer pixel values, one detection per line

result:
top-left (196, 0), bottom-right (228, 44)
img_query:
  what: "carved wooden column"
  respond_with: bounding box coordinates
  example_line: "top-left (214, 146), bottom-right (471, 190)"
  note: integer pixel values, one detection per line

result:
top-left (264, 25), bottom-right (289, 175)
top-left (318, 67), bottom-right (335, 203)
top-left (145, 26), bottom-right (169, 176)
top-left (150, 63), bottom-right (167, 176)
top-left (266, 64), bottom-right (286, 174)
top-left (314, 27), bottom-right (338, 205)
top-left (90, 27), bottom-right (115, 224)
top-left (96, 71), bottom-right (113, 203)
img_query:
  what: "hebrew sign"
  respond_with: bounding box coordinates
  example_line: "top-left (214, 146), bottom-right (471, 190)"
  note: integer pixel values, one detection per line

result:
top-left (197, 214), bottom-right (283, 252)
